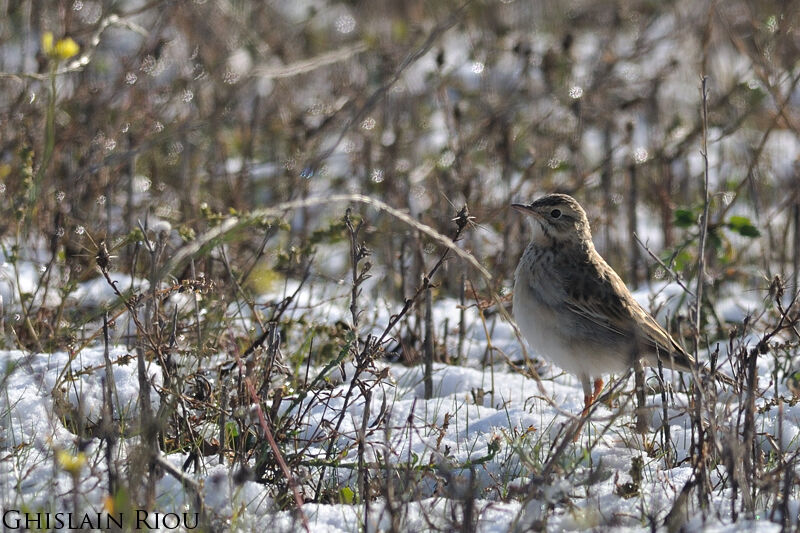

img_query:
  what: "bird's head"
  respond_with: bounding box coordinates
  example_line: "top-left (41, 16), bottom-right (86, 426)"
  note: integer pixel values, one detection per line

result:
top-left (512, 193), bottom-right (592, 245)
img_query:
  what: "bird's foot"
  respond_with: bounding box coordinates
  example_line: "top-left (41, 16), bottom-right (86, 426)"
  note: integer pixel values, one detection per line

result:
top-left (581, 378), bottom-right (605, 417)
top-left (593, 378), bottom-right (604, 402)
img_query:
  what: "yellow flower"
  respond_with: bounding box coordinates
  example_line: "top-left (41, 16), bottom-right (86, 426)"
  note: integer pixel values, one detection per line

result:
top-left (54, 37), bottom-right (80, 60)
top-left (103, 495), bottom-right (115, 514)
top-left (41, 31), bottom-right (80, 61)
top-left (41, 32), bottom-right (54, 55)
top-left (56, 449), bottom-right (87, 475)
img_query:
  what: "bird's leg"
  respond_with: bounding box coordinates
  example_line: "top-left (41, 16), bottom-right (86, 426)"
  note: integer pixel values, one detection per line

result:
top-left (580, 376), bottom-right (593, 417)
top-left (592, 378), bottom-right (604, 403)
top-left (580, 377), bottom-right (604, 417)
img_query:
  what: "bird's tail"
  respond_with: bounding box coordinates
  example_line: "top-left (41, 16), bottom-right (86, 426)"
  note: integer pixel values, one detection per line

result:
top-left (645, 349), bottom-right (736, 388)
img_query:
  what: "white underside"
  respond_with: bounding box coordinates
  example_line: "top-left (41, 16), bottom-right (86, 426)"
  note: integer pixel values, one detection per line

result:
top-left (513, 261), bottom-right (630, 380)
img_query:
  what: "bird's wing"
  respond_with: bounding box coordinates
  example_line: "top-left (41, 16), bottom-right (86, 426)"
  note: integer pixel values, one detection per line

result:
top-left (561, 254), bottom-right (696, 371)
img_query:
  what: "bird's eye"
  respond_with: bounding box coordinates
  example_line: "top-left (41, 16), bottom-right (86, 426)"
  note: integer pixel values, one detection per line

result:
top-left (550, 209), bottom-right (561, 219)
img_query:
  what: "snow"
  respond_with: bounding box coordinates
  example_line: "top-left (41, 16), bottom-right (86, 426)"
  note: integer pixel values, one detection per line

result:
top-left (2, 258), bottom-right (798, 532)
top-left (3, 0), bottom-right (800, 529)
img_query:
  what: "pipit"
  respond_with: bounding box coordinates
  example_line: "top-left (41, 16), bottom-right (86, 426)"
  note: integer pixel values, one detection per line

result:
top-left (512, 193), bottom-right (728, 415)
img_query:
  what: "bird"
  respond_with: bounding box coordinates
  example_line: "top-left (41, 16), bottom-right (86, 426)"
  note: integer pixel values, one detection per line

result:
top-left (512, 193), bottom-right (730, 416)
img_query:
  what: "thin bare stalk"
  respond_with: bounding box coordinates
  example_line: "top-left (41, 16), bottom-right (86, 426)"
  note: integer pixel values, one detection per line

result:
top-left (694, 76), bottom-right (711, 355)
top-left (424, 286), bottom-right (434, 399)
top-left (457, 272), bottom-right (466, 364)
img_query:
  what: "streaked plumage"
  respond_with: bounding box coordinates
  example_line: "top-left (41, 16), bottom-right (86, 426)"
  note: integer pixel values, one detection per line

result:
top-left (512, 193), bottom-right (722, 412)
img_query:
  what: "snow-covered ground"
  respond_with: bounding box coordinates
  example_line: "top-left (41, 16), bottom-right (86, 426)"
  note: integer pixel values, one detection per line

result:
top-left (2, 1), bottom-right (800, 529)
top-left (2, 258), bottom-right (798, 532)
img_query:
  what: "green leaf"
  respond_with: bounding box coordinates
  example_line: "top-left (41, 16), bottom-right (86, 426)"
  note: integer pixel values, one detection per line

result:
top-left (225, 421), bottom-right (239, 438)
top-left (339, 486), bottom-right (355, 504)
top-left (727, 216), bottom-right (760, 237)
top-left (674, 208), bottom-right (695, 228)
top-left (737, 225), bottom-right (760, 237)
top-left (727, 215), bottom-right (750, 229)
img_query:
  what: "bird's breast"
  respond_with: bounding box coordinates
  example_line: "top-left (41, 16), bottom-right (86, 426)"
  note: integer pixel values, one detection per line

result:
top-left (513, 243), bottom-right (562, 306)
top-left (513, 244), bottom-right (564, 346)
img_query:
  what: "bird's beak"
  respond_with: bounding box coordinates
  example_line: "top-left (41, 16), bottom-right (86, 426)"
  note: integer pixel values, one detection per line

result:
top-left (511, 203), bottom-right (535, 215)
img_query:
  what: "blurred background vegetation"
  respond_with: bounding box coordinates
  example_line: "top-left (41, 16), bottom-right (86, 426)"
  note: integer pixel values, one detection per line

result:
top-left (0, 0), bottom-right (798, 345)
top-left (3, 2), bottom-right (800, 526)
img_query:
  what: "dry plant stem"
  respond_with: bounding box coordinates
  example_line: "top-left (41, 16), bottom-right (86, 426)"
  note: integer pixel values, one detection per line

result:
top-left (312, 357), bottom-right (379, 490)
top-left (314, 208), bottom-right (467, 502)
top-left (345, 208), bottom-right (368, 331)
top-left (101, 313), bottom-right (118, 497)
top-left (634, 359), bottom-right (647, 434)
top-left (218, 379), bottom-right (228, 466)
top-left (157, 196), bottom-right (487, 285)
top-left (238, 225), bottom-right (279, 286)
top-left (684, 79), bottom-right (713, 516)
top-left (237, 267), bottom-right (312, 361)
top-left (157, 194), bottom-right (560, 411)
top-left (691, 379), bottom-right (710, 511)
top-left (771, 400), bottom-right (784, 522)
top-left (101, 311), bottom-right (120, 407)
top-left (232, 353), bottom-right (309, 530)
top-left (304, 1), bottom-right (470, 171)
top-left (793, 189), bottom-right (800, 293)
top-left (190, 259), bottom-right (202, 344)
top-left (269, 263), bottom-right (313, 323)
top-left (219, 245), bottom-right (269, 344)
top-left (694, 76), bottom-right (711, 358)
top-left (259, 324), bottom-right (280, 399)
top-left (139, 257), bottom-right (162, 507)
top-left (461, 468), bottom-right (477, 533)
top-left (250, 44), bottom-right (368, 81)
top-left (95, 254), bottom-right (175, 507)
top-left (712, 68), bottom-right (800, 224)
top-left (738, 291), bottom-right (800, 513)
top-left (10, 236), bottom-right (42, 352)
top-left (136, 341), bottom-right (157, 507)
top-left (633, 233), bottom-right (695, 298)
top-left (153, 454), bottom-right (211, 530)
top-left (655, 358), bottom-right (673, 467)
top-left (458, 272), bottom-right (466, 364)
top-left (20, 255), bottom-right (55, 342)
top-left (162, 314), bottom-right (203, 466)
top-left (358, 390), bottom-right (372, 512)
top-left (424, 286), bottom-right (434, 399)
top-left (627, 160), bottom-right (641, 284)
top-left (540, 373), bottom-right (632, 479)
top-left (375, 206), bottom-right (470, 348)
top-left (313, 210), bottom-right (374, 501)
top-left (772, 285), bottom-right (800, 339)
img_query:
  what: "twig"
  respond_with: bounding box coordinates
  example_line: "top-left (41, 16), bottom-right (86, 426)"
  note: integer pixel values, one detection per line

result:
top-left (303, 1), bottom-right (471, 172)
top-left (694, 76), bottom-right (711, 354)
top-left (153, 454), bottom-right (211, 530)
top-left (424, 286), bottom-right (434, 399)
top-left (157, 194), bottom-right (490, 291)
top-left (251, 43), bottom-right (368, 80)
top-left (232, 352), bottom-right (309, 531)
top-left (633, 233), bottom-right (695, 298)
